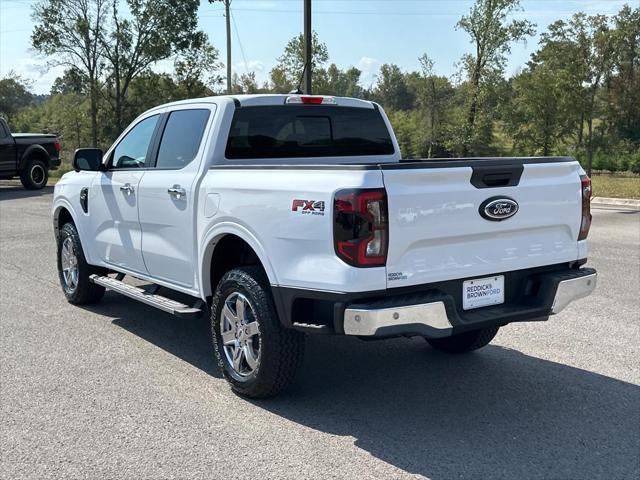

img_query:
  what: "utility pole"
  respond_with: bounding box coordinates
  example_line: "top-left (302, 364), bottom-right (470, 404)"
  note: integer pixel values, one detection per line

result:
top-left (303, 0), bottom-right (312, 94)
top-left (210, 0), bottom-right (232, 94)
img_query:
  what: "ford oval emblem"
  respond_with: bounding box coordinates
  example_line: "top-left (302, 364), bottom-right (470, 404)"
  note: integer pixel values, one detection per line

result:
top-left (479, 197), bottom-right (519, 221)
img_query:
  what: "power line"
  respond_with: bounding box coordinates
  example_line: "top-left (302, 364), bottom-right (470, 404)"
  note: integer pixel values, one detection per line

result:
top-left (201, 7), bottom-right (622, 17)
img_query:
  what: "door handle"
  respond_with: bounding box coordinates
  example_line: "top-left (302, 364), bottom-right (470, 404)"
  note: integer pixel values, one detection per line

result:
top-left (167, 185), bottom-right (186, 199)
top-left (120, 183), bottom-right (134, 195)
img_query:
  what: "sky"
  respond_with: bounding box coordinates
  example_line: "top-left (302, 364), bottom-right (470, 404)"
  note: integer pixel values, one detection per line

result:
top-left (0, 0), bottom-right (632, 94)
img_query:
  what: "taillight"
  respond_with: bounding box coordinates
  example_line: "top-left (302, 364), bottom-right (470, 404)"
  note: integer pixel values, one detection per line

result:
top-left (578, 174), bottom-right (592, 241)
top-left (53, 140), bottom-right (61, 153)
top-left (333, 188), bottom-right (388, 267)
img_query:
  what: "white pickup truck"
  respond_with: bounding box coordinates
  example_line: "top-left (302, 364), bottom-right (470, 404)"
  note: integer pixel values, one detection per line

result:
top-left (53, 94), bottom-right (597, 397)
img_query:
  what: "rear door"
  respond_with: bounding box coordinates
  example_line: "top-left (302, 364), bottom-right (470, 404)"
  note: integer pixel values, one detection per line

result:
top-left (383, 159), bottom-right (583, 288)
top-left (137, 105), bottom-right (214, 288)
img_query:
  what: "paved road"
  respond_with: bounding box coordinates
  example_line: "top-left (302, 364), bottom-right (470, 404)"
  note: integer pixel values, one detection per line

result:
top-left (1, 184), bottom-right (638, 480)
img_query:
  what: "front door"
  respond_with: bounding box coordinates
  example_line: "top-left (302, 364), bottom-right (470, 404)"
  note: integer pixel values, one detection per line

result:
top-left (0, 122), bottom-right (16, 176)
top-left (89, 113), bottom-right (161, 274)
top-left (137, 106), bottom-right (214, 287)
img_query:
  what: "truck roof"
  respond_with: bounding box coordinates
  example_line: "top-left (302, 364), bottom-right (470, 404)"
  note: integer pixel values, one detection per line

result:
top-left (148, 94), bottom-right (376, 112)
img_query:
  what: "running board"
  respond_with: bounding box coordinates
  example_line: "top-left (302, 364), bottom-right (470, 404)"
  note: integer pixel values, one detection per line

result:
top-left (89, 274), bottom-right (202, 318)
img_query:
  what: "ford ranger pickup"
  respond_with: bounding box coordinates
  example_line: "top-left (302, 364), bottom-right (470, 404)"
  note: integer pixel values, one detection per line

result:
top-left (0, 118), bottom-right (61, 189)
top-left (52, 94), bottom-right (597, 398)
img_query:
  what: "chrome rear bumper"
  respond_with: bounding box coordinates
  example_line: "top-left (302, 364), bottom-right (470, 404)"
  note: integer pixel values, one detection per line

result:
top-left (551, 272), bottom-right (597, 314)
top-left (343, 271), bottom-right (597, 337)
top-left (344, 301), bottom-right (452, 336)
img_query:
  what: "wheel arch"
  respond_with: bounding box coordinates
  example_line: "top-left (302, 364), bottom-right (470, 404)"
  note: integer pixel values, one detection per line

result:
top-left (19, 144), bottom-right (50, 170)
top-left (52, 201), bottom-right (81, 241)
top-left (200, 223), bottom-right (277, 300)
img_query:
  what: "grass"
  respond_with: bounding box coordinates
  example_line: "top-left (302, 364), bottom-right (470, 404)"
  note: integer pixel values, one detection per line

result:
top-left (591, 173), bottom-right (640, 199)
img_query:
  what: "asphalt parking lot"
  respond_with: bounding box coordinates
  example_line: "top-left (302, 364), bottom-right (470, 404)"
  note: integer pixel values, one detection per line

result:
top-left (0, 183), bottom-right (638, 480)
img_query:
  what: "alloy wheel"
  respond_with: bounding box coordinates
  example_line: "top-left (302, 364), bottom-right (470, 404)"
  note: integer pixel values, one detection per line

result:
top-left (220, 292), bottom-right (261, 378)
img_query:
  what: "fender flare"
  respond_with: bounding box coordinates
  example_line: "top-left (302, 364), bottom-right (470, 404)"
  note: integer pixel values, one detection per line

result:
top-left (52, 199), bottom-right (84, 243)
top-left (19, 144), bottom-right (50, 170)
top-left (199, 221), bottom-right (278, 298)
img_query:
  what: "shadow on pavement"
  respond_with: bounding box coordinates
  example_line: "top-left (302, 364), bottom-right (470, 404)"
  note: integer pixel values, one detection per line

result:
top-left (83, 291), bottom-right (221, 378)
top-left (0, 185), bottom-right (54, 200)
top-left (94, 293), bottom-right (639, 479)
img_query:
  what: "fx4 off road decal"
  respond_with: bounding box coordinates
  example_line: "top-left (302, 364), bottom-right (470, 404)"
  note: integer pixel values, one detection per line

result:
top-left (291, 199), bottom-right (325, 216)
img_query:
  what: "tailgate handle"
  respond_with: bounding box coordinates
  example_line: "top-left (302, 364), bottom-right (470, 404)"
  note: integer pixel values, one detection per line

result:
top-left (470, 165), bottom-right (524, 189)
top-left (483, 173), bottom-right (512, 187)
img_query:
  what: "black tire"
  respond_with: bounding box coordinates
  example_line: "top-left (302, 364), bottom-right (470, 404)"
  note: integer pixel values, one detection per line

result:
top-left (20, 157), bottom-right (48, 190)
top-left (211, 266), bottom-right (305, 398)
top-left (57, 222), bottom-right (106, 305)
top-left (426, 326), bottom-right (499, 354)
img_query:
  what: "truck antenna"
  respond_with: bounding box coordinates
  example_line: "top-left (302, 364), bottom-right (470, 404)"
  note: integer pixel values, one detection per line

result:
top-left (290, 62), bottom-right (308, 95)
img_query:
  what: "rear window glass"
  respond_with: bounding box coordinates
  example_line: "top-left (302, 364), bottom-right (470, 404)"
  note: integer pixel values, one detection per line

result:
top-left (156, 109), bottom-right (210, 169)
top-left (225, 105), bottom-right (394, 159)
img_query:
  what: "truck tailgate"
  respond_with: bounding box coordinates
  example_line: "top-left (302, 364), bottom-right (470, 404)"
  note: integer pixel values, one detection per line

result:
top-left (382, 159), bottom-right (583, 288)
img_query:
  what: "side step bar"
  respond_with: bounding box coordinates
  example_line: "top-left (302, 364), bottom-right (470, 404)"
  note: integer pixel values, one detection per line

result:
top-left (89, 274), bottom-right (202, 318)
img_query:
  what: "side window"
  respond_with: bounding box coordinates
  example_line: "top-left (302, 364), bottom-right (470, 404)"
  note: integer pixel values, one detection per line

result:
top-left (155, 109), bottom-right (210, 169)
top-left (111, 115), bottom-right (159, 169)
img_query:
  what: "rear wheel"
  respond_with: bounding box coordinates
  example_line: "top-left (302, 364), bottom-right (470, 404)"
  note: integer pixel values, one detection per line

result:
top-left (211, 266), bottom-right (305, 398)
top-left (426, 326), bottom-right (499, 353)
top-left (57, 222), bottom-right (105, 304)
top-left (20, 157), bottom-right (48, 190)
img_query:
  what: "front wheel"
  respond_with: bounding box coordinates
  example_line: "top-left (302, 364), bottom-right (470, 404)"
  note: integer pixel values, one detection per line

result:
top-left (57, 222), bottom-right (105, 304)
top-left (211, 266), bottom-right (305, 398)
top-left (426, 326), bottom-right (499, 353)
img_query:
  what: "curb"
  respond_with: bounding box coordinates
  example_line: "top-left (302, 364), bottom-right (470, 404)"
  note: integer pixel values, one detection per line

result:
top-left (591, 197), bottom-right (640, 210)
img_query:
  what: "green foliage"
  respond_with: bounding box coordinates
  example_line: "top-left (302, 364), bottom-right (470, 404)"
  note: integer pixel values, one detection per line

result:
top-left (174, 32), bottom-right (224, 97)
top-left (373, 64), bottom-right (414, 110)
top-left (271, 31), bottom-right (329, 91)
top-left (8, 0), bottom-right (639, 182)
top-left (102, 0), bottom-right (204, 130)
top-left (0, 73), bottom-right (34, 118)
top-left (456, 0), bottom-right (536, 155)
top-left (31, 0), bottom-right (107, 144)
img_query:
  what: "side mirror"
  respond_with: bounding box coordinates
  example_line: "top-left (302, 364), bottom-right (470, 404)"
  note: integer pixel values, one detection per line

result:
top-left (73, 148), bottom-right (103, 172)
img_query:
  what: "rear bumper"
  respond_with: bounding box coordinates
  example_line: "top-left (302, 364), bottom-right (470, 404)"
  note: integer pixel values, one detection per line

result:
top-left (49, 157), bottom-right (61, 170)
top-left (344, 269), bottom-right (596, 337)
top-left (271, 263), bottom-right (596, 338)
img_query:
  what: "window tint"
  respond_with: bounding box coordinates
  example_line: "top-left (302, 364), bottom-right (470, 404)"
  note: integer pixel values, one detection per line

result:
top-left (111, 115), bottom-right (159, 169)
top-left (225, 105), bottom-right (394, 159)
top-left (156, 109), bottom-right (210, 169)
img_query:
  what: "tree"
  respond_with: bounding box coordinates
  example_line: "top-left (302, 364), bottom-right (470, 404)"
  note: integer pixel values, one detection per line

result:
top-left (416, 54), bottom-right (455, 157)
top-left (536, 13), bottom-right (615, 173)
top-left (374, 64), bottom-right (414, 110)
top-left (271, 31), bottom-right (328, 91)
top-left (174, 32), bottom-right (223, 97)
top-left (457, 0), bottom-right (535, 154)
top-left (231, 72), bottom-right (260, 94)
top-left (31, 0), bottom-right (108, 146)
top-left (314, 64), bottom-right (363, 97)
top-left (101, 0), bottom-right (203, 132)
top-left (611, 5), bottom-right (640, 145)
top-left (506, 65), bottom-right (574, 155)
top-left (51, 67), bottom-right (87, 95)
top-left (0, 73), bottom-right (34, 118)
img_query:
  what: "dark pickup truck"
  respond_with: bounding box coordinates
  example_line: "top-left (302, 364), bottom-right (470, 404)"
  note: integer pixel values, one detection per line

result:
top-left (0, 118), bottom-right (61, 189)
